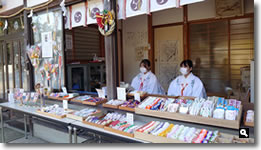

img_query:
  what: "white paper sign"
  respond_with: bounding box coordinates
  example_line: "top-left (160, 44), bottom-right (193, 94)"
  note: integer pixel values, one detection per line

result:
top-left (126, 113), bottom-right (134, 125)
top-left (96, 88), bottom-right (105, 98)
top-left (63, 100), bottom-right (68, 110)
top-left (117, 87), bottom-right (126, 101)
top-left (8, 93), bottom-right (14, 103)
top-left (62, 87), bottom-right (68, 94)
top-left (134, 92), bottom-right (141, 102)
top-left (41, 32), bottom-right (53, 58)
top-left (150, 0), bottom-right (178, 12)
top-left (102, 87), bottom-right (107, 96)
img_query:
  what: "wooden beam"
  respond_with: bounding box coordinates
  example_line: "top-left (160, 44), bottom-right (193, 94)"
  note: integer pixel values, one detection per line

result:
top-left (0, 5), bottom-right (23, 16)
top-left (104, 0), bottom-right (118, 100)
top-left (188, 13), bottom-right (254, 24)
top-left (153, 22), bottom-right (184, 28)
top-left (228, 20), bottom-right (231, 84)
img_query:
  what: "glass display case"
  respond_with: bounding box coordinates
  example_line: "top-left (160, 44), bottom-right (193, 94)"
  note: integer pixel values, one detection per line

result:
top-left (31, 9), bottom-right (64, 89)
top-left (67, 63), bottom-right (105, 93)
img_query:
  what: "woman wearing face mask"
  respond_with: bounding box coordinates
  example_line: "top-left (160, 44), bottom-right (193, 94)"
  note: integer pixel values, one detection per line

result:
top-left (131, 59), bottom-right (165, 95)
top-left (168, 59), bottom-right (207, 99)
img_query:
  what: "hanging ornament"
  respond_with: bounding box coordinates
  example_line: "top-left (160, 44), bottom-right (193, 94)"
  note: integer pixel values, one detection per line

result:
top-left (14, 21), bottom-right (19, 30)
top-left (96, 10), bottom-right (115, 36)
top-left (28, 9), bottom-right (33, 18)
top-left (3, 20), bottom-right (8, 31)
top-left (60, 0), bottom-right (67, 16)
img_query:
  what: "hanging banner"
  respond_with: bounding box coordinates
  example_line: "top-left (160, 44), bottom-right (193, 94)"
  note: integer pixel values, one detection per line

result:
top-left (71, 2), bottom-right (86, 28)
top-left (126, 0), bottom-right (150, 18)
top-left (64, 7), bottom-right (70, 29)
top-left (87, 0), bottom-right (104, 25)
top-left (150, 0), bottom-right (178, 12)
top-left (117, 0), bottom-right (126, 20)
top-left (180, 0), bottom-right (204, 6)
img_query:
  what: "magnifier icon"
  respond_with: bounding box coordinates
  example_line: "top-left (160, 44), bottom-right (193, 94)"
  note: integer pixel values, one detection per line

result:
top-left (240, 129), bottom-right (248, 137)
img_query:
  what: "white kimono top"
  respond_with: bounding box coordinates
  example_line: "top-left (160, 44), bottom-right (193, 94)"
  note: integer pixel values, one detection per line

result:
top-left (167, 73), bottom-right (206, 98)
top-left (131, 71), bottom-right (165, 95)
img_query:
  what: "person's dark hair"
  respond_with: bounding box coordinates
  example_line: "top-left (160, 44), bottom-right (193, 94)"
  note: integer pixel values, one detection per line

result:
top-left (180, 59), bottom-right (193, 72)
top-left (140, 59), bottom-right (151, 70)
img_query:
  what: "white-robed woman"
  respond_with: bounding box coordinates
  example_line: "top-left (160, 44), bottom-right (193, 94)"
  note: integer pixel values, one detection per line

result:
top-left (168, 59), bottom-right (207, 99)
top-left (131, 59), bottom-right (165, 95)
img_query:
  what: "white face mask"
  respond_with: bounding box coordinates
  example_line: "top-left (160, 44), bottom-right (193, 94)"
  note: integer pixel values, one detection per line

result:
top-left (180, 67), bottom-right (188, 75)
top-left (140, 67), bottom-right (147, 73)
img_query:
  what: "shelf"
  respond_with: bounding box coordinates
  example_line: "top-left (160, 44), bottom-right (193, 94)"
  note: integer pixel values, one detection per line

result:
top-left (135, 105), bottom-right (243, 129)
top-left (102, 103), bottom-right (119, 109)
top-left (134, 131), bottom-right (186, 143)
top-left (66, 110), bottom-right (103, 121)
top-left (82, 121), bottom-right (105, 128)
top-left (47, 96), bottom-right (75, 101)
top-left (134, 131), bottom-right (254, 143)
top-left (104, 126), bottom-right (134, 138)
top-left (82, 98), bottom-right (107, 106)
top-left (118, 106), bottom-right (135, 112)
top-left (37, 109), bottom-right (74, 119)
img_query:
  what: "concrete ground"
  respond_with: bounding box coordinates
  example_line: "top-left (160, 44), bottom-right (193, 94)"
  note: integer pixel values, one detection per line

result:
top-left (8, 136), bottom-right (48, 143)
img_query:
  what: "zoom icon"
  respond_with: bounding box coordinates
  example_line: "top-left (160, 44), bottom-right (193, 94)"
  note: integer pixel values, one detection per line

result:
top-left (239, 128), bottom-right (249, 138)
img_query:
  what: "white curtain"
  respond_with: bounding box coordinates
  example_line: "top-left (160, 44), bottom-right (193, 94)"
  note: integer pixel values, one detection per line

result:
top-left (126, 0), bottom-right (150, 18)
top-left (117, 0), bottom-right (126, 20)
top-left (71, 2), bottom-right (86, 28)
top-left (87, 0), bottom-right (104, 25)
top-left (150, 0), bottom-right (178, 12)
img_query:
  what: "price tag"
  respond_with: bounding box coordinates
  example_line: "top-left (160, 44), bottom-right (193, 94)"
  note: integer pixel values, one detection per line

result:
top-left (63, 100), bottom-right (68, 110)
top-left (20, 89), bottom-right (24, 93)
top-left (126, 113), bottom-right (134, 125)
top-left (134, 92), bottom-right (141, 102)
top-left (117, 87), bottom-right (126, 101)
top-left (96, 89), bottom-right (105, 98)
top-left (62, 87), bottom-right (67, 94)
top-left (102, 87), bottom-right (107, 96)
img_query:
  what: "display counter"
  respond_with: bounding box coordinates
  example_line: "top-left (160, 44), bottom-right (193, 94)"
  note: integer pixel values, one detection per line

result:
top-left (0, 92), bottom-right (254, 143)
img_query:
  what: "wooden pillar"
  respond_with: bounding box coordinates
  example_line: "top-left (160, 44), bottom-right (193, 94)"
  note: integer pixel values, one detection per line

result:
top-left (148, 15), bottom-right (154, 73)
top-left (183, 5), bottom-right (189, 59)
top-left (117, 20), bottom-right (123, 82)
top-left (104, 0), bottom-right (118, 100)
top-left (23, 0), bottom-right (33, 91)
